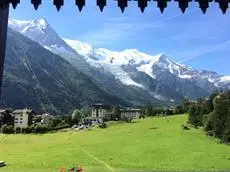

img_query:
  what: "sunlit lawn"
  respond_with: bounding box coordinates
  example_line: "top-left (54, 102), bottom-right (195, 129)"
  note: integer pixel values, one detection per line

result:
top-left (1, 114), bottom-right (230, 172)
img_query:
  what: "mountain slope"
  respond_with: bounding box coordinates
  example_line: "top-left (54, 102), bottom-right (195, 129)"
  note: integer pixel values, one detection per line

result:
top-left (8, 18), bottom-right (75, 55)
top-left (9, 18), bottom-right (230, 103)
top-left (64, 39), bottom-right (230, 96)
top-left (63, 40), bottom-right (212, 99)
top-left (1, 28), bottom-right (129, 115)
top-left (8, 18), bottom-right (173, 105)
top-left (8, 18), bottom-right (96, 75)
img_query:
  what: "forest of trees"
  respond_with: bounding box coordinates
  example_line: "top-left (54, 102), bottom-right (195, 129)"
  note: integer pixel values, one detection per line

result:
top-left (145, 99), bottom-right (191, 116)
top-left (188, 91), bottom-right (230, 143)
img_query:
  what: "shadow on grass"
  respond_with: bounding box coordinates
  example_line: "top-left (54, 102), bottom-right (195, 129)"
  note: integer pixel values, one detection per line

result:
top-left (107, 120), bottom-right (141, 126)
top-left (129, 120), bottom-right (141, 124)
top-left (149, 127), bottom-right (158, 130)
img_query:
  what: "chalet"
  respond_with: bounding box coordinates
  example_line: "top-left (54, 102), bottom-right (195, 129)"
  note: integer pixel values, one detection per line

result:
top-left (120, 108), bottom-right (143, 120)
top-left (91, 103), bottom-right (113, 120)
top-left (13, 108), bottom-right (36, 128)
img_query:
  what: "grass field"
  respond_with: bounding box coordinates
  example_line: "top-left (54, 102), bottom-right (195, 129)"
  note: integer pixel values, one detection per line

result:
top-left (1, 114), bottom-right (230, 172)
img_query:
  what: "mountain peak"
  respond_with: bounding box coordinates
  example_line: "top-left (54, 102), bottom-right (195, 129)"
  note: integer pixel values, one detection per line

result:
top-left (8, 18), bottom-right (49, 34)
top-left (33, 18), bottom-right (48, 28)
top-left (63, 39), bottom-right (94, 56)
top-left (8, 18), bottom-right (77, 54)
top-left (158, 53), bottom-right (168, 59)
top-left (154, 53), bottom-right (170, 64)
top-left (9, 18), bottom-right (48, 27)
top-left (123, 49), bottom-right (140, 53)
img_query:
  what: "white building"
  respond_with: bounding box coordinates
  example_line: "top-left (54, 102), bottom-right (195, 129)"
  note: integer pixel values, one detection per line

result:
top-left (91, 104), bottom-right (113, 120)
top-left (120, 108), bottom-right (143, 120)
top-left (91, 104), bottom-right (143, 121)
top-left (13, 109), bottom-right (35, 128)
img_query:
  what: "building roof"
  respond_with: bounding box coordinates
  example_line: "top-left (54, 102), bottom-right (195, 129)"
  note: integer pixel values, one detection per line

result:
top-left (13, 109), bottom-right (34, 114)
top-left (0, 109), bottom-right (9, 113)
top-left (0, 0), bottom-right (229, 14)
top-left (91, 103), bottom-right (111, 109)
top-left (120, 108), bottom-right (143, 112)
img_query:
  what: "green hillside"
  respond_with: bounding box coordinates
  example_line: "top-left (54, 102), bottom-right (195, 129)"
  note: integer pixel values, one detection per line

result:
top-left (1, 115), bottom-right (230, 172)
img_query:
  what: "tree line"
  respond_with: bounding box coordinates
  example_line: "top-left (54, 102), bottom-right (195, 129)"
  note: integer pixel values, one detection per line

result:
top-left (0, 106), bottom-right (91, 134)
top-left (188, 91), bottom-right (230, 143)
top-left (144, 99), bottom-right (191, 117)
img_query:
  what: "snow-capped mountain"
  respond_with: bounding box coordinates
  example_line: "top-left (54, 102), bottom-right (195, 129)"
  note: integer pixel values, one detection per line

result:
top-left (64, 39), bottom-right (150, 88)
top-left (2, 28), bottom-right (131, 115)
top-left (8, 18), bottom-right (230, 104)
top-left (63, 39), bottom-right (230, 91)
top-left (8, 18), bottom-right (75, 55)
top-left (8, 18), bottom-right (100, 75)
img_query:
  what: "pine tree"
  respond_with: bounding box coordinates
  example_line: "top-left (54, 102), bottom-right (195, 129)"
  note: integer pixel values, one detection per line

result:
top-left (146, 103), bottom-right (153, 116)
top-left (213, 93), bottom-right (230, 138)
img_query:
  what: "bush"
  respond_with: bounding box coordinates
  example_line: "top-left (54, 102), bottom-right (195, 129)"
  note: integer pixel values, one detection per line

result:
top-left (139, 114), bottom-right (145, 119)
top-left (7, 125), bottom-right (14, 134)
top-left (21, 127), bottom-right (32, 134)
top-left (51, 118), bottom-right (63, 128)
top-left (99, 122), bottom-right (107, 129)
top-left (123, 117), bottom-right (132, 123)
top-left (34, 125), bottom-right (49, 134)
top-left (30, 126), bottom-right (35, 133)
top-left (1, 125), bottom-right (14, 134)
top-left (207, 130), bottom-right (215, 137)
top-left (188, 104), bottom-right (203, 127)
top-left (53, 123), bottom-right (70, 131)
top-left (174, 105), bottom-right (184, 114)
top-left (222, 130), bottom-right (230, 143)
top-left (203, 113), bottom-right (214, 132)
top-left (181, 124), bottom-right (190, 130)
top-left (1, 124), bottom-right (7, 133)
top-left (15, 127), bottom-right (21, 134)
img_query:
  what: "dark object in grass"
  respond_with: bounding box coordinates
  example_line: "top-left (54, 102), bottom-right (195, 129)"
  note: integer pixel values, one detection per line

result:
top-left (150, 127), bottom-right (158, 130)
top-left (181, 124), bottom-right (190, 130)
top-left (99, 122), bottom-right (107, 129)
top-left (0, 161), bottom-right (6, 167)
top-left (123, 117), bottom-right (132, 123)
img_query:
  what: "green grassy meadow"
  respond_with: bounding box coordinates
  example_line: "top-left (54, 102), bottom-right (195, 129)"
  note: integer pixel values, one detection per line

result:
top-left (1, 114), bottom-right (230, 172)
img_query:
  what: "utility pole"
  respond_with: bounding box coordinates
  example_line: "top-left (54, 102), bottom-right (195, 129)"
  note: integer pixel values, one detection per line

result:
top-left (0, 4), bottom-right (9, 97)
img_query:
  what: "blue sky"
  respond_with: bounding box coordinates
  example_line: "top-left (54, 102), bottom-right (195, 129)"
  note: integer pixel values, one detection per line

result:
top-left (9, 1), bottom-right (230, 74)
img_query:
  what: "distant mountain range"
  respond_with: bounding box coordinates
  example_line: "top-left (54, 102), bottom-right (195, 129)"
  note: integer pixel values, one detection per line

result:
top-left (2, 18), bottom-right (230, 115)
